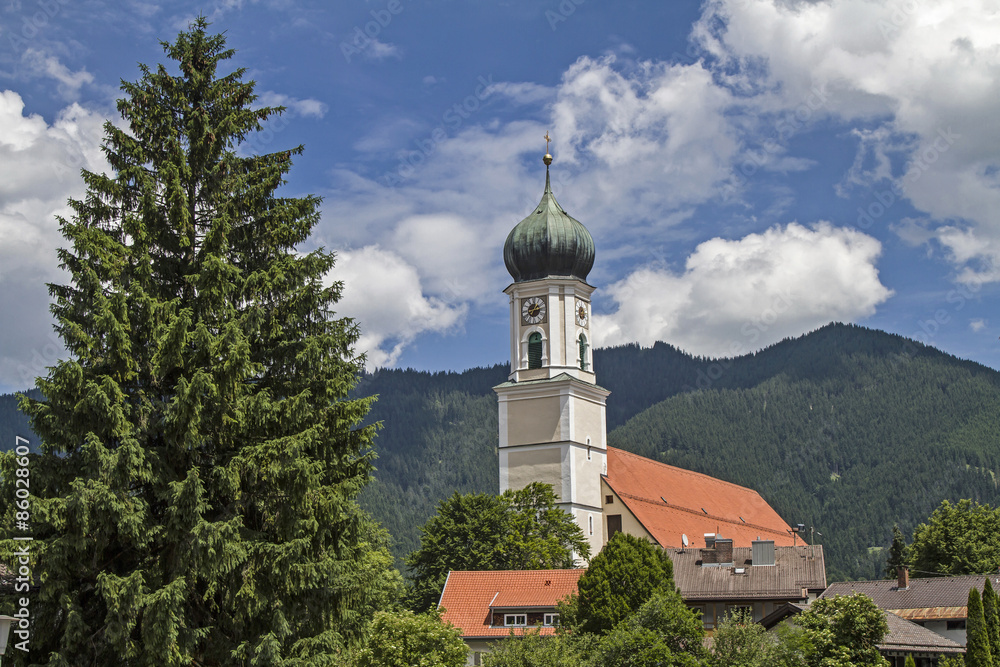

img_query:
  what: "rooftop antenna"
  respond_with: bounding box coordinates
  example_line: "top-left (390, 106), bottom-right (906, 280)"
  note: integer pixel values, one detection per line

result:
top-left (681, 534), bottom-right (689, 553)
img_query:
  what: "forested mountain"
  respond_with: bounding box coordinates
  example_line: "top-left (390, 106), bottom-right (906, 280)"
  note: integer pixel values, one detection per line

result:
top-left (5, 323), bottom-right (1000, 580)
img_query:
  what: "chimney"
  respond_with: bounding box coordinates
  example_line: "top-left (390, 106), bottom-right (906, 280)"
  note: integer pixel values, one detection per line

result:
top-left (897, 566), bottom-right (909, 590)
top-left (716, 538), bottom-right (733, 566)
top-left (704, 533), bottom-right (716, 549)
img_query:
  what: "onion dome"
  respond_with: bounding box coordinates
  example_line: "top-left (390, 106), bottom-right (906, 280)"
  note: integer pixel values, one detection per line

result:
top-left (503, 152), bottom-right (595, 283)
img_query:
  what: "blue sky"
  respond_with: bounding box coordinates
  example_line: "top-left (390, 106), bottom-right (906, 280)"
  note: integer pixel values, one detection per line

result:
top-left (2, 0), bottom-right (999, 393)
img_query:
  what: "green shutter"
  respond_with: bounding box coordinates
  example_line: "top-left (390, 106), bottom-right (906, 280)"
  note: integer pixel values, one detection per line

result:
top-left (528, 332), bottom-right (543, 369)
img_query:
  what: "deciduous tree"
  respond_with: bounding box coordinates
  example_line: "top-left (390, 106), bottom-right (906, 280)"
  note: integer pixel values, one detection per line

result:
top-left (0, 19), bottom-right (394, 665)
top-left (352, 610), bottom-right (467, 667)
top-left (406, 482), bottom-right (589, 612)
top-left (908, 500), bottom-right (1000, 576)
top-left (795, 593), bottom-right (889, 667)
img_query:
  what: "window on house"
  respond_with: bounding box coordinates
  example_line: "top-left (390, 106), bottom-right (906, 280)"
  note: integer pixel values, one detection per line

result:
top-left (607, 514), bottom-right (622, 537)
top-left (947, 619), bottom-right (966, 630)
top-left (588, 515), bottom-right (594, 535)
top-left (473, 652), bottom-right (482, 666)
top-left (528, 332), bottom-right (543, 369)
top-left (578, 333), bottom-right (589, 370)
top-left (606, 495), bottom-right (613, 504)
top-left (544, 613), bottom-right (560, 626)
top-left (505, 614), bottom-right (527, 626)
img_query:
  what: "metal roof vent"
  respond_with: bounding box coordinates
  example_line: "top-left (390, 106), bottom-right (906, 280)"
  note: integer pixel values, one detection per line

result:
top-left (752, 539), bottom-right (776, 567)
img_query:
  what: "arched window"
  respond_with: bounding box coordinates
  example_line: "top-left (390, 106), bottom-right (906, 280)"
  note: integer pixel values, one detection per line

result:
top-left (528, 332), bottom-right (543, 369)
top-left (588, 514), bottom-right (594, 536)
top-left (578, 333), bottom-right (589, 371)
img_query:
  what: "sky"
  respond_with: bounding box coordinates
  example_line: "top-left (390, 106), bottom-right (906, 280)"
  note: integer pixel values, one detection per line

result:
top-left (1, 0), bottom-right (999, 393)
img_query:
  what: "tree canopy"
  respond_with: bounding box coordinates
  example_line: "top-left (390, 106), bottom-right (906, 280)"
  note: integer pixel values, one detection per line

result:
top-left (571, 532), bottom-right (675, 635)
top-left (351, 610), bottom-right (467, 667)
top-left (406, 482), bottom-right (589, 612)
top-left (908, 499), bottom-right (1000, 576)
top-left (795, 593), bottom-right (889, 667)
top-left (0, 19), bottom-right (395, 665)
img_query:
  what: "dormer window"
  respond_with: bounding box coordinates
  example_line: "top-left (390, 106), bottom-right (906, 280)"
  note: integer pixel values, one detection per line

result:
top-left (504, 614), bottom-right (527, 626)
top-left (544, 613), bottom-right (560, 626)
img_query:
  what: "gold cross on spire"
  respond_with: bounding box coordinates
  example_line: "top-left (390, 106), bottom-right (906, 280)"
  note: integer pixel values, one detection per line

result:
top-left (544, 131), bottom-right (552, 154)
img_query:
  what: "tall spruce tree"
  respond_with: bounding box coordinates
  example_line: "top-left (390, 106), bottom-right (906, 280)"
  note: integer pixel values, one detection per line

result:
top-left (967, 588), bottom-right (995, 667)
top-left (0, 20), bottom-right (393, 666)
top-left (885, 524), bottom-right (909, 579)
top-left (984, 580), bottom-right (1000, 667)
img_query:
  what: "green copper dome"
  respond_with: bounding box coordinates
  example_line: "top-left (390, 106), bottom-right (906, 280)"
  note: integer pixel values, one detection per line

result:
top-left (504, 165), bottom-right (595, 283)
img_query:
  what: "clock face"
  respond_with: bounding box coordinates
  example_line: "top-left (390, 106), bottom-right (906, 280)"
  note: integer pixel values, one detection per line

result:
top-left (521, 296), bottom-right (546, 324)
top-left (576, 301), bottom-right (589, 327)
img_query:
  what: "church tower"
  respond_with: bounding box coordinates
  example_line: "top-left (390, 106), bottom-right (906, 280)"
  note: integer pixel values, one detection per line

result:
top-left (494, 143), bottom-right (610, 558)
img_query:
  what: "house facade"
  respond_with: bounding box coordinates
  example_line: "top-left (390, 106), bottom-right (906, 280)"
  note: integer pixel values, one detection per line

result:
top-left (821, 568), bottom-right (1000, 647)
top-left (668, 538), bottom-right (827, 633)
top-left (437, 569), bottom-right (584, 666)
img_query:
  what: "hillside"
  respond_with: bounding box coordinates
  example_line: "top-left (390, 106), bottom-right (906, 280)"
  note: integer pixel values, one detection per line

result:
top-left (5, 324), bottom-right (1000, 580)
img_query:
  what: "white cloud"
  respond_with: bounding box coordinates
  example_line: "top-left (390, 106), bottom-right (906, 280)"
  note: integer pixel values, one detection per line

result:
top-left (21, 50), bottom-right (95, 101)
top-left (0, 91), bottom-right (109, 391)
top-left (593, 222), bottom-right (894, 357)
top-left (695, 0), bottom-right (1000, 282)
top-left (970, 318), bottom-right (987, 332)
top-left (331, 246), bottom-right (467, 369)
top-left (366, 38), bottom-right (401, 61)
top-left (255, 91), bottom-right (327, 118)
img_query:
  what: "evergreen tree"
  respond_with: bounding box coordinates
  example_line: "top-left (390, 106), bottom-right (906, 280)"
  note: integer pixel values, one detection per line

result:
top-left (885, 524), bottom-right (910, 579)
top-left (966, 588), bottom-right (995, 667)
top-left (0, 19), bottom-right (392, 665)
top-left (904, 656), bottom-right (916, 667)
top-left (571, 532), bottom-right (675, 635)
top-left (984, 579), bottom-right (1000, 665)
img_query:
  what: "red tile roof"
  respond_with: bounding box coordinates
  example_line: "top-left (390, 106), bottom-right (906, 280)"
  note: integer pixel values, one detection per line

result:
top-left (604, 447), bottom-right (798, 548)
top-left (438, 569), bottom-right (584, 638)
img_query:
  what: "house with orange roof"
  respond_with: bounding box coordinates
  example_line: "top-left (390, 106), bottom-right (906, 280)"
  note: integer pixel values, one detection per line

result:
top-left (437, 569), bottom-right (584, 666)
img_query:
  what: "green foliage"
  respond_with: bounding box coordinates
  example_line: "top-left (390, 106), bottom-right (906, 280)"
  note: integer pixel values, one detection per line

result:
top-left (909, 500), bottom-right (1000, 576)
top-left (351, 610), bottom-right (467, 667)
top-left (405, 482), bottom-right (589, 612)
top-left (904, 656), bottom-right (916, 667)
top-left (574, 532), bottom-right (675, 635)
top-left (967, 588), bottom-right (996, 667)
top-left (885, 524), bottom-right (910, 579)
top-left (593, 590), bottom-right (707, 667)
top-left (939, 656), bottom-right (966, 667)
top-left (481, 629), bottom-right (594, 667)
top-left (796, 593), bottom-right (889, 667)
top-left (984, 579), bottom-right (1000, 664)
top-left (710, 609), bottom-right (774, 667)
top-left (0, 19), bottom-right (396, 665)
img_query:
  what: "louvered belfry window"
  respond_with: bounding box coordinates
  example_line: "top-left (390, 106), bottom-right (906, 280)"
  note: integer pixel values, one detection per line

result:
top-left (579, 334), bottom-right (589, 371)
top-left (528, 332), bottom-right (543, 369)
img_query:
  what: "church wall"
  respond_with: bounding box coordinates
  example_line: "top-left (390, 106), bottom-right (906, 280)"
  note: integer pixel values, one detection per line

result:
top-left (505, 396), bottom-right (562, 445)
top-left (572, 447), bottom-right (604, 507)
top-left (570, 398), bottom-right (605, 449)
top-left (506, 447), bottom-right (562, 496)
top-left (601, 479), bottom-right (656, 544)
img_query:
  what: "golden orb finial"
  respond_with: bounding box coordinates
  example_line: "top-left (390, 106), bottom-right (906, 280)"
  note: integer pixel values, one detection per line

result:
top-left (543, 131), bottom-right (553, 165)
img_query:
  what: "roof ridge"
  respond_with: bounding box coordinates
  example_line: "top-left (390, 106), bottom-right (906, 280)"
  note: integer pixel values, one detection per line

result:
top-left (607, 485), bottom-right (792, 540)
top-left (606, 446), bottom-right (772, 498)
